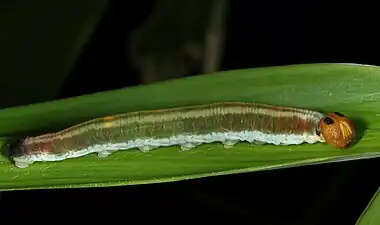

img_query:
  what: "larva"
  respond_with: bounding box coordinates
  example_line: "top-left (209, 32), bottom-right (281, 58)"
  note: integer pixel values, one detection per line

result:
top-left (8, 102), bottom-right (356, 168)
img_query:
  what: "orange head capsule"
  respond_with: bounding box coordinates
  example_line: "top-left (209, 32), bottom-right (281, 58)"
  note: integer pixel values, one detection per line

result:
top-left (318, 112), bottom-right (356, 149)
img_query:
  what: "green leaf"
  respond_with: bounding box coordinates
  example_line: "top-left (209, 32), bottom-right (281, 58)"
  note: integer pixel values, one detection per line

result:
top-left (356, 186), bottom-right (380, 225)
top-left (0, 63), bottom-right (379, 191)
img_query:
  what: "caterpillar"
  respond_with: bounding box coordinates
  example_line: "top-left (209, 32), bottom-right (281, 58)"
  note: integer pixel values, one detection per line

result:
top-left (8, 102), bottom-right (356, 168)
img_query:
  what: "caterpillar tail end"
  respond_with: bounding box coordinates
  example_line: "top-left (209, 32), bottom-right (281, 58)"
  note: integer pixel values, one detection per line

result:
top-left (8, 137), bottom-right (32, 168)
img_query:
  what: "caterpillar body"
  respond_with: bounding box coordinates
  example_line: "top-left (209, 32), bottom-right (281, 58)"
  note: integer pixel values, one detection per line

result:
top-left (8, 102), bottom-right (356, 168)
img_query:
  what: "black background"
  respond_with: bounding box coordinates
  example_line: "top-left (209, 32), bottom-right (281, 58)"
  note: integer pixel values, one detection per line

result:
top-left (1, 1), bottom-right (380, 224)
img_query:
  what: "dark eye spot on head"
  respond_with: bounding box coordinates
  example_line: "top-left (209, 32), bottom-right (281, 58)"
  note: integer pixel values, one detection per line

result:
top-left (324, 117), bottom-right (334, 125)
top-left (334, 112), bottom-right (345, 117)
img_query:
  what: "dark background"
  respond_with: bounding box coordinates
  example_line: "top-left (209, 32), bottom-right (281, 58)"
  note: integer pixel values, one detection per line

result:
top-left (1, 1), bottom-right (379, 224)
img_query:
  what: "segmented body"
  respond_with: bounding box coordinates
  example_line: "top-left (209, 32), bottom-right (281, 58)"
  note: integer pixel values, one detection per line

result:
top-left (9, 102), bottom-right (333, 168)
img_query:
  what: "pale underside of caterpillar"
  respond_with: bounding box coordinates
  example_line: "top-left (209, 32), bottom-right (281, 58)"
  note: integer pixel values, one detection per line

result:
top-left (9, 102), bottom-right (355, 168)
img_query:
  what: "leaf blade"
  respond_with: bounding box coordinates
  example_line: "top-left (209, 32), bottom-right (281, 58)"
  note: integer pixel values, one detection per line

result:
top-left (0, 63), bottom-right (379, 190)
top-left (356, 186), bottom-right (380, 225)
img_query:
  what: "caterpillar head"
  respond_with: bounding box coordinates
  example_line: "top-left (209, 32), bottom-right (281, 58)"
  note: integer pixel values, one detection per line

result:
top-left (318, 112), bottom-right (356, 149)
